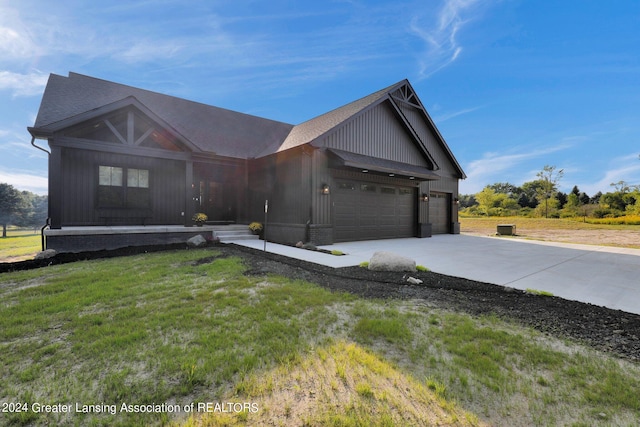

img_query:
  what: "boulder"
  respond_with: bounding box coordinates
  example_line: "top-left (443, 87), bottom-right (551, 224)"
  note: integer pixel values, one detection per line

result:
top-left (406, 276), bottom-right (423, 285)
top-left (35, 249), bottom-right (57, 260)
top-left (187, 234), bottom-right (207, 248)
top-left (368, 251), bottom-right (416, 272)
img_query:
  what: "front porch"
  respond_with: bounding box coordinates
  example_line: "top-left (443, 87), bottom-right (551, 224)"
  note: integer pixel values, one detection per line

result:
top-left (44, 224), bottom-right (257, 253)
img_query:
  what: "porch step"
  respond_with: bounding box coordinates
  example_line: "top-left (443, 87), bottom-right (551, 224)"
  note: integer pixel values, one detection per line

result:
top-left (211, 225), bottom-right (259, 242)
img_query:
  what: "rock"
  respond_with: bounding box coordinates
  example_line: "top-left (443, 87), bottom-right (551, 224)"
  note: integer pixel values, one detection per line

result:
top-left (295, 241), bottom-right (304, 248)
top-left (406, 276), bottom-right (423, 285)
top-left (302, 243), bottom-right (317, 251)
top-left (368, 251), bottom-right (416, 272)
top-left (35, 249), bottom-right (57, 260)
top-left (187, 234), bottom-right (207, 248)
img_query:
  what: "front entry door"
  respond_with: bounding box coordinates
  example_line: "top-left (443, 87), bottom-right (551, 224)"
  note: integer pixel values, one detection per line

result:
top-left (194, 180), bottom-right (234, 222)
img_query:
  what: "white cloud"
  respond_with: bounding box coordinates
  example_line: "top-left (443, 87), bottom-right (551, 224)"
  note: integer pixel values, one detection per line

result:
top-left (0, 6), bottom-right (40, 60)
top-left (433, 105), bottom-right (483, 122)
top-left (0, 70), bottom-right (49, 97)
top-left (409, 0), bottom-right (482, 78)
top-left (0, 169), bottom-right (48, 195)
top-left (580, 153), bottom-right (640, 195)
top-left (461, 143), bottom-right (572, 194)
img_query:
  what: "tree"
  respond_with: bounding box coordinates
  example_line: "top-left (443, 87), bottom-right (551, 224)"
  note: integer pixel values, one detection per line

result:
top-left (579, 192), bottom-right (591, 205)
top-left (535, 165), bottom-right (564, 218)
top-left (488, 182), bottom-right (520, 196)
top-left (517, 192), bottom-right (536, 208)
top-left (556, 191), bottom-right (568, 209)
top-left (458, 194), bottom-right (477, 209)
top-left (475, 186), bottom-right (498, 217)
top-left (610, 180), bottom-right (631, 194)
top-left (571, 185), bottom-right (580, 198)
top-left (0, 183), bottom-right (27, 237)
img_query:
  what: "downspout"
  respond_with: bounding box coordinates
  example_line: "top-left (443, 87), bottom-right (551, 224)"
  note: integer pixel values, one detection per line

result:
top-left (31, 136), bottom-right (51, 251)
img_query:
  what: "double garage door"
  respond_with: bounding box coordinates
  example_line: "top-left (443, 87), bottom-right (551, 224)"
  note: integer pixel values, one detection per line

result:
top-left (333, 180), bottom-right (417, 242)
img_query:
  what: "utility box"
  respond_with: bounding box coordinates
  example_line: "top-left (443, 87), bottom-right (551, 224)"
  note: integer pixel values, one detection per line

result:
top-left (497, 224), bottom-right (516, 236)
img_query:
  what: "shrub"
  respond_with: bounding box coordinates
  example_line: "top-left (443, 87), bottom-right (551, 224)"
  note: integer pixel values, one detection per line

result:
top-left (248, 222), bottom-right (263, 233)
top-left (192, 213), bottom-right (208, 224)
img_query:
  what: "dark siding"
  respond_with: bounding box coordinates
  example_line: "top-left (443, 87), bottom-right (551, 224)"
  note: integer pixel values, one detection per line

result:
top-left (311, 149), bottom-right (332, 225)
top-left (59, 147), bottom-right (186, 226)
top-left (395, 102), bottom-right (460, 179)
top-left (248, 147), bottom-right (312, 224)
top-left (321, 102), bottom-right (429, 167)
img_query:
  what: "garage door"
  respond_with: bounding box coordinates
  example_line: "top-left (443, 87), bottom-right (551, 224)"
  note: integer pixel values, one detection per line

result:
top-left (333, 181), bottom-right (416, 242)
top-left (429, 192), bottom-right (450, 234)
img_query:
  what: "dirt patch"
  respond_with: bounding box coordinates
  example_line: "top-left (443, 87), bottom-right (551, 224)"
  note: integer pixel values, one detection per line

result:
top-left (462, 225), bottom-right (640, 248)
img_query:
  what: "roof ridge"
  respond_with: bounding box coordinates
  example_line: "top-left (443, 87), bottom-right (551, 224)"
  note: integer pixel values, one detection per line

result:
top-left (254, 79), bottom-right (408, 157)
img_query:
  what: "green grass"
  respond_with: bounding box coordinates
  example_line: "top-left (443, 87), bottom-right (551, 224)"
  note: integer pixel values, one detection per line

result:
top-left (526, 288), bottom-right (555, 297)
top-left (1, 248), bottom-right (640, 426)
top-left (0, 229), bottom-right (41, 260)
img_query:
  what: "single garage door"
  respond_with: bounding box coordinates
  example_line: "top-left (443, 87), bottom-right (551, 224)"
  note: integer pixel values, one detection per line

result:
top-left (333, 181), bottom-right (416, 242)
top-left (429, 192), bottom-right (450, 234)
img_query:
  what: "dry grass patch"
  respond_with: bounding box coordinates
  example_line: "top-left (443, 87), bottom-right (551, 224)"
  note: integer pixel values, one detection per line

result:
top-left (460, 217), bottom-right (640, 248)
top-left (184, 340), bottom-right (483, 427)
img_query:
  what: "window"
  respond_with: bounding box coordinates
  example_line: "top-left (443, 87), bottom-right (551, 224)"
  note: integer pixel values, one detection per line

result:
top-left (360, 184), bottom-right (376, 192)
top-left (127, 169), bottom-right (149, 188)
top-left (381, 187), bottom-right (396, 194)
top-left (98, 166), bottom-right (150, 208)
top-left (338, 182), bottom-right (356, 191)
top-left (99, 166), bottom-right (123, 186)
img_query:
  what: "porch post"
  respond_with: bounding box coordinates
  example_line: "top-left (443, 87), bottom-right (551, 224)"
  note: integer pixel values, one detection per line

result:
top-left (185, 160), bottom-right (194, 226)
top-left (49, 144), bottom-right (63, 229)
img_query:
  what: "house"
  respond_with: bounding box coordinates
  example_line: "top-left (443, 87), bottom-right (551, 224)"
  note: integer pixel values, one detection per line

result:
top-left (28, 72), bottom-right (465, 252)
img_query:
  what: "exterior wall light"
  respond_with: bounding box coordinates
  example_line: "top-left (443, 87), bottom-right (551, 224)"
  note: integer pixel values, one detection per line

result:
top-left (321, 184), bottom-right (330, 195)
top-left (421, 193), bottom-right (429, 202)
top-left (454, 198), bottom-right (459, 204)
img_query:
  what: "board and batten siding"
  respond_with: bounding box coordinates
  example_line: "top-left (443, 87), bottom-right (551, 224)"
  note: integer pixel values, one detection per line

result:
top-left (394, 102), bottom-right (461, 179)
top-left (59, 147), bottom-right (186, 226)
top-left (320, 102), bottom-right (430, 167)
top-left (247, 148), bottom-right (313, 244)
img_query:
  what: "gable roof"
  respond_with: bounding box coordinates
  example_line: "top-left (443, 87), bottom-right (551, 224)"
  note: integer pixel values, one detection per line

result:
top-left (31, 72), bottom-right (294, 159)
top-left (29, 73), bottom-right (465, 178)
top-left (254, 82), bottom-right (399, 157)
top-left (254, 79), bottom-right (466, 179)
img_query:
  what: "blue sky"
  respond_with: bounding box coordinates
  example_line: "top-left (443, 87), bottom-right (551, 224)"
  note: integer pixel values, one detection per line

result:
top-left (1, 0), bottom-right (639, 196)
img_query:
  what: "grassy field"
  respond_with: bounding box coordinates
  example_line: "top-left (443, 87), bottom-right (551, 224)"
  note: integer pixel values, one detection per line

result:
top-left (460, 216), bottom-right (640, 231)
top-left (0, 229), bottom-right (41, 261)
top-left (1, 248), bottom-right (639, 426)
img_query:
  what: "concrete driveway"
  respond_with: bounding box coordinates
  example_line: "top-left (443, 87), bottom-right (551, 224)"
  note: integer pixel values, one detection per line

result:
top-left (230, 235), bottom-right (640, 316)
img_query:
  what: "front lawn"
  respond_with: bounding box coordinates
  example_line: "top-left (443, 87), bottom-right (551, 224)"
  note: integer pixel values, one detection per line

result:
top-left (1, 248), bottom-right (639, 426)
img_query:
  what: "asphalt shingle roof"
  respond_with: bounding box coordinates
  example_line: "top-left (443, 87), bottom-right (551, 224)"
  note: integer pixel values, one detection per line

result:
top-left (30, 73), bottom-right (464, 180)
top-left (33, 73), bottom-right (294, 159)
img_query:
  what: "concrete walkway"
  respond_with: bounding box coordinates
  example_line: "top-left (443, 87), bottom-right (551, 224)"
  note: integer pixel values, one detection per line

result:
top-left (228, 235), bottom-right (640, 316)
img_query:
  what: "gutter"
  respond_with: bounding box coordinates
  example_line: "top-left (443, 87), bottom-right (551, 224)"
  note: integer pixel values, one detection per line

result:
top-left (30, 135), bottom-right (51, 155)
top-left (30, 135), bottom-right (51, 250)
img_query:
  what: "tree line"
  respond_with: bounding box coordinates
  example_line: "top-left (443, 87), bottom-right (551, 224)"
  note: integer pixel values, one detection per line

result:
top-left (0, 183), bottom-right (48, 237)
top-left (460, 165), bottom-right (640, 218)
